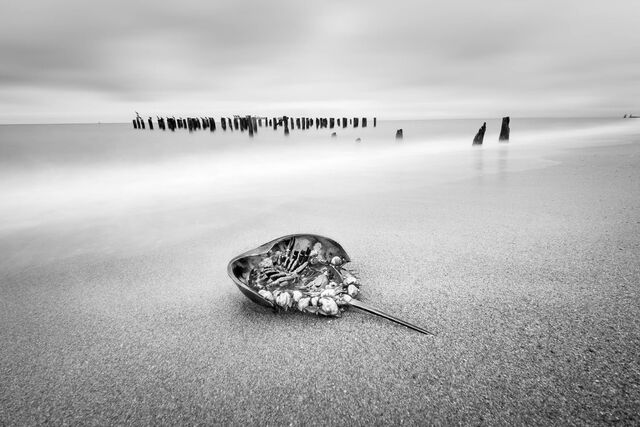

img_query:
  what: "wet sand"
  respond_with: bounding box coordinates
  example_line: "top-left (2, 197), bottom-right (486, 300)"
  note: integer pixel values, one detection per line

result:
top-left (1, 140), bottom-right (639, 424)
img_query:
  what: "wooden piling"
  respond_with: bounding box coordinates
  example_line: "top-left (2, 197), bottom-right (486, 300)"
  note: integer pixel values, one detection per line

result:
top-left (362, 118), bottom-right (367, 127)
top-left (133, 119), bottom-right (138, 129)
top-left (353, 117), bottom-right (359, 128)
top-left (472, 122), bottom-right (486, 145)
top-left (499, 116), bottom-right (510, 142)
top-left (148, 117), bottom-right (154, 130)
top-left (247, 115), bottom-right (254, 137)
top-left (395, 129), bottom-right (403, 140)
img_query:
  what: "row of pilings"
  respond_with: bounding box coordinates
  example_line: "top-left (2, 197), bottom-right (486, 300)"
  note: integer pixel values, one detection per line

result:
top-left (132, 114), bottom-right (377, 136)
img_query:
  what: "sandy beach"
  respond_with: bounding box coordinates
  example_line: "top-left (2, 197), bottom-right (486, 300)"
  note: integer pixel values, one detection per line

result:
top-left (1, 131), bottom-right (640, 424)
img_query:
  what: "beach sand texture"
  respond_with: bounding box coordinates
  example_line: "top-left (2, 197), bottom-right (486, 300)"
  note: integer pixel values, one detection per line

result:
top-left (1, 122), bottom-right (639, 424)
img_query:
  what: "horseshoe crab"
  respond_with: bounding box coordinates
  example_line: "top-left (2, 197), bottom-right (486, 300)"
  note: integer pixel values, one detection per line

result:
top-left (227, 234), bottom-right (434, 335)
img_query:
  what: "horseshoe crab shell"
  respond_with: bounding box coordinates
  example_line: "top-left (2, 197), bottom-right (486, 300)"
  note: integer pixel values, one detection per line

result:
top-left (227, 234), bottom-right (434, 335)
top-left (227, 234), bottom-right (350, 309)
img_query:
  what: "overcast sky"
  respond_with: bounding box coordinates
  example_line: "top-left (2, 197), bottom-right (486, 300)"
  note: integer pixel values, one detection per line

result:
top-left (1, 0), bottom-right (638, 123)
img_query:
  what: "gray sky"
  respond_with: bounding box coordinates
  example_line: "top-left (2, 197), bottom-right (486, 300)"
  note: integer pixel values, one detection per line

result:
top-left (1, 0), bottom-right (638, 123)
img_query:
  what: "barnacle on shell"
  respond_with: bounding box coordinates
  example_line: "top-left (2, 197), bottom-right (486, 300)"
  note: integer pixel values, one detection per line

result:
top-left (227, 234), bottom-right (360, 317)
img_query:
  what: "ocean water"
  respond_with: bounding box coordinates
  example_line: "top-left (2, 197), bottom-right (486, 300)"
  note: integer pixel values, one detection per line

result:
top-left (0, 118), bottom-right (637, 233)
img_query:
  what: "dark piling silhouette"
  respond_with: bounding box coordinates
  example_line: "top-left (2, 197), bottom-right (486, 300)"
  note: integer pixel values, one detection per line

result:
top-left (331, 132), bottom-right (337, 138)
top-left (353, 117), bottom-right (359, 128)
top-left (374, 117), bottom-right (377, 127)
top-left (133, 119), bottom-right (138, 129)
top-left (396, 129), bottom-right (403, 140)
top-left (247, 116), bottom-right (254, 137)
top-left (362, 118), bottom-right (367, 127)
top-left (499, 116), bottom-right (510, 142)
top-left (473, 122), bottom-right (487, 145)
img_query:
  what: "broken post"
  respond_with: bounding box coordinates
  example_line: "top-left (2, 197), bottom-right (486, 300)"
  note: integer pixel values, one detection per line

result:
top-left (499, 116), bottom-right (510, 142)
top-left (473, 122), bottom-right (487, 145)
top-left (395, 129), bottom-right (403, 140)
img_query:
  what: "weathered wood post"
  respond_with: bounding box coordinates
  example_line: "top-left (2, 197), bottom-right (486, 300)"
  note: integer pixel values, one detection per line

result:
top-left (353, 117), bottom-right (359, 128)
top-left (221, 117), bottom-right (227, 130)
top-left (247, 116), bottom-right (254, 137)
top-left (499, 116), bottom-right (510, 142)
top-left (331, 132), bottom-right (337, 138)
top-left (473, 122), bottom-right (487, 145)
top-left (374, 117), bottom-right (377, 127)
top-left (329, 118), bottom-right (335, 128)
top-left (148, 117), bottom-right (154, 130)
top-left (395, 129), bottom-right (403, 140)
top-left (362, 118), bottom-right (367, 127)
top-left (343, 117), bottom-right (347, 128)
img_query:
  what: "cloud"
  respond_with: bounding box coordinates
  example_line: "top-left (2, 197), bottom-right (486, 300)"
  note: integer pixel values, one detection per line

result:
top-left (0, 0), bottom-right (639, 122)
